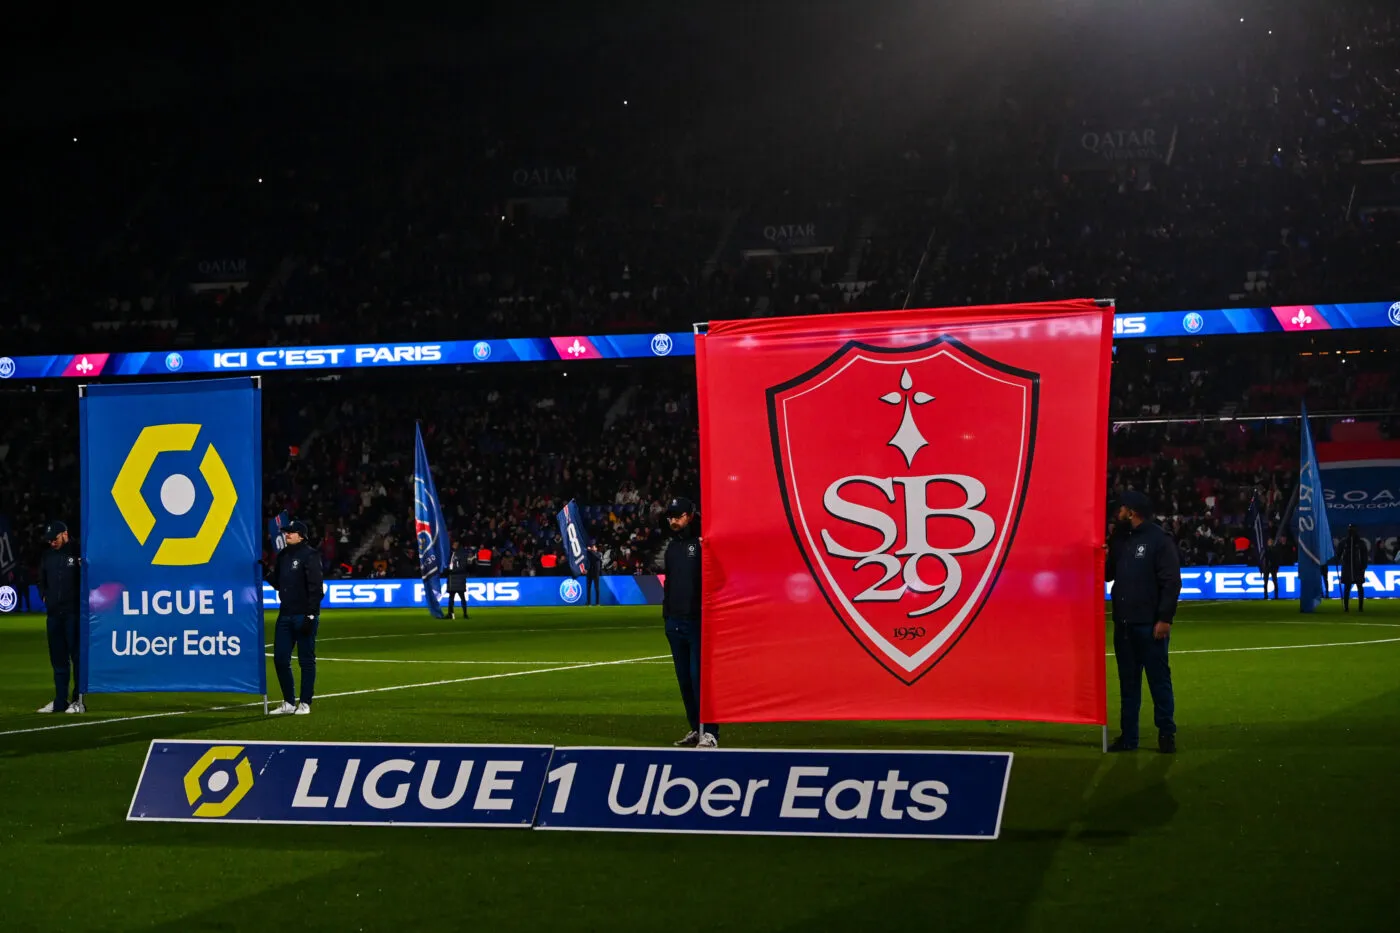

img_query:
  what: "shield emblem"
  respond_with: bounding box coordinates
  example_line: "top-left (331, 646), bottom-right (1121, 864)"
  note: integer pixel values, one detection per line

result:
top-left (767, 336), bottom-right (1039, 684)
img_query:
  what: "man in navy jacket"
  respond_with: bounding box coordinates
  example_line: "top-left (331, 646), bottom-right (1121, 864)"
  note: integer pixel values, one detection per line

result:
top-left (1105, 491), bottom-right (1182, 753)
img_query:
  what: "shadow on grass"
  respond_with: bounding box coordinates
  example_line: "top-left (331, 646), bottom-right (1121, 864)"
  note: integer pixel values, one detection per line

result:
top-left (0, 712), bottom-right (271, 760)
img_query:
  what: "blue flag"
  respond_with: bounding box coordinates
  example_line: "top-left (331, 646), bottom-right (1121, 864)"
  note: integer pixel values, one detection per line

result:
top-left (267, 510), bottom-right (291, 554)
top-left (557, 499), bottom-right (590, 577)
top-left (1246, 493), bottom-right (1267, 573)
top-left (414, 423), bottom-right (451, 619)
top-left (1296, 402), bottom-right (1335, 613)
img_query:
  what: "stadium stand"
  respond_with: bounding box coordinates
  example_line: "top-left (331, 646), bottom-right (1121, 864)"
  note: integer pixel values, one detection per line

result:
top-left (2, 1), bottom-right (1398, 582)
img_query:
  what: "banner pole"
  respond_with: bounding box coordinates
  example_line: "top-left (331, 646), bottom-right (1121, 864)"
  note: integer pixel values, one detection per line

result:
top-left (1101, 725), bottom-right (1108, 753)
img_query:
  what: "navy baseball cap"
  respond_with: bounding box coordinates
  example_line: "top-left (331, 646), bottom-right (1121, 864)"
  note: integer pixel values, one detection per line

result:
top-left (285, 520), bottom-right (309, 536)
top-left (1117, 490), bottom-right (1153, 517)
top-left (43, 521), bottom-right (68, 541)
top-left (665, 497), bottom-right (696, 516)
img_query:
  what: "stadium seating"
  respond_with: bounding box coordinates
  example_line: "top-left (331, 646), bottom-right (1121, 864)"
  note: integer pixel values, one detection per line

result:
top-left (2, 3), bottom-right (1399, 579)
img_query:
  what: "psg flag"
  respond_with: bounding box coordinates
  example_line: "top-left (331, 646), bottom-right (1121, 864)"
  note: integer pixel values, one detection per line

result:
top-left (556, 499), bottom-right (590, 577)
top-left (1296, 402), bottom-right (1335, 613)
top-left (267, 510), bottom-right (292, 554)
top-left (414, 423), bottom-right (451, 619)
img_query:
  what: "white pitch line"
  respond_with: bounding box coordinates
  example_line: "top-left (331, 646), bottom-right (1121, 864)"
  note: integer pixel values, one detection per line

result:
top-left (0, 654), bottom-right (670, 738)
top-left (1105, 636), bottom-right (1400, 657)
top-left (291, 655), bottom-right (672, 666)
top-left (1169, 636), bottom-right (1400, 655)
top-left (1227, 619), bottom-right (1400, 629)
top-left (264, 624), bottom-right (655, 649)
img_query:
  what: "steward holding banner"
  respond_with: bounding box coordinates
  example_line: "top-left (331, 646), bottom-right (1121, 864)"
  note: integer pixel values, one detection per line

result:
top-left (80, 379), bottom-right (263, 695)
top-left (696, 300), bottom-right (1114, 725)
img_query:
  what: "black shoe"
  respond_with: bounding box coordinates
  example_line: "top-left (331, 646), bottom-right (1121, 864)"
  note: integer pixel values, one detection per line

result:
top-left (1107, 736), bottom-right (1138, 752)
top-left (1158, 734), bottom-right (1177, 754)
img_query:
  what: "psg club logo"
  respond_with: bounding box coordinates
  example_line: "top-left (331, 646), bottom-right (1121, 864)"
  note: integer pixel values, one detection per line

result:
top-left (1389, 301), bottom-right (1400, 327)
top-left (473, 341), bottom-right (492, 361)
top-left (650, 333), bottom-right (674, 356)
top-left (165, 352), bottom-right (184, 372)
top-left (1182, 312), bottom-right (1204, 334)
top-left (0, 357), bottom-right (14, 379)
top-left (0, 585), bottom-right (16, 613)
top-left (768, 336), bottom-right (1038, 684)
top-left (559, 578), bottom-right (584, 604)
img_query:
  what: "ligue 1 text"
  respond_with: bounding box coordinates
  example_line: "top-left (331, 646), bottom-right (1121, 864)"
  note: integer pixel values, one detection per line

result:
top-left (121, 588), bottom-right (234, 616)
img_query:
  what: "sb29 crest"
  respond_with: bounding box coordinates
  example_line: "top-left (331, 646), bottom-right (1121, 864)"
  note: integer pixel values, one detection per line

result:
top-left (767, 337), bottom-right (1039, 684)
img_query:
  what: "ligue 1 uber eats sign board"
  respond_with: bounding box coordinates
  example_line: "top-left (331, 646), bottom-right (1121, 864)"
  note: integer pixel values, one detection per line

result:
top-left (697, 300), bottom-right (1113, 725)
top-left (80, 379), bottom-right (264, 695)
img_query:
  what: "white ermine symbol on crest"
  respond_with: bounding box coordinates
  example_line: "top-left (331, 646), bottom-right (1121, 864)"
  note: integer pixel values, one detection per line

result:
top-left (880, 369), bottom-right (936, 467)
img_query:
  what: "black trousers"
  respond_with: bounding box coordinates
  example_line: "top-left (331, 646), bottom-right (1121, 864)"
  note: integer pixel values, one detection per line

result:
top-left (665, 616), bottom-right (718, 737)
top-left (46, 609), bottom-right (79, 707)
top-left (1265, 569), bottom-right (1279, 599)
top-left (1341, 580), bottom-right (1365, 612)
top-left (586, 574), bottom-right (601, 605)
top-left (447, 589), bottom-right (467, 616)
top-left (1113, 622), bottom-right (1175, 746)
top-left (273, 611), bottom-right (318, 705)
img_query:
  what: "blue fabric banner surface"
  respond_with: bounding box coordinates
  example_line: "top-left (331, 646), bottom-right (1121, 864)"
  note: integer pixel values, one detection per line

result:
top-left (80, 378), bottom-right (263, 694)
top-left (413, 424), bottom-right (451, 620)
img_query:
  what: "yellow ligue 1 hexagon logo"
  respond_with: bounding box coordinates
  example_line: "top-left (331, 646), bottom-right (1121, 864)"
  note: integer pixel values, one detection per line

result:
top-left (110, 424), bottom-right (237, 566)
top-left (183, 745), bottom-right (254, 818)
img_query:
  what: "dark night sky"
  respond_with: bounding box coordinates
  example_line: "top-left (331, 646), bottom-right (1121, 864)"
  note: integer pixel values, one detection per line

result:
top-left (2, 1), bottom-right (1318, 126)
top-left (2, 4), bottom-right (829, 122)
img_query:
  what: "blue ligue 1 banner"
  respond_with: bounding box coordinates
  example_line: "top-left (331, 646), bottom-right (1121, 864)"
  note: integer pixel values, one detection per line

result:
top-left (128, 741), bottom-right (1012, 839)
top-left (557, 499), bottom-right (590, 577)
top-left (80, 379), bottom-right (263, 694)
top-left (3, 299), bottom-right (1399, 381)
top-left (128, 741), bottom-right (555, 826)
top-left (535, 748), bottom-right (1012, 839)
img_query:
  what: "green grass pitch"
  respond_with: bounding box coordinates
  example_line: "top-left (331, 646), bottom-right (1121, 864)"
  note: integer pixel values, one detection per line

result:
top-left (1, 601), bottom-right (1397, 932)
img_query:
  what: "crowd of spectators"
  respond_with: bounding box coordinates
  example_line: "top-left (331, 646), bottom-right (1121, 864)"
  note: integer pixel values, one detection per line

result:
top-left (3, 331), bottom-right (1396, 586)
top-left (2, 2), bottom-right (1399, 586)
top-left (2, 4), bottom-right (1397, 358)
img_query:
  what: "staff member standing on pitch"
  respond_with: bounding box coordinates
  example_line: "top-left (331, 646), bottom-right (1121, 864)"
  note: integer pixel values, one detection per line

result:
top-left (662, 497), bottom-right (718, 748)
top-left (37, 521), bottom-right (83, 714)
top-left (1106, 491), bottom-right (1182, 753)
top-left (585, 542), bottom-right (603, 606)
top-left (446, 540), bottom-right (469, 620)
top-left (267, 520), bottom-right (323, 715)
top-left (1339, 524), bottom-right (1370, 613)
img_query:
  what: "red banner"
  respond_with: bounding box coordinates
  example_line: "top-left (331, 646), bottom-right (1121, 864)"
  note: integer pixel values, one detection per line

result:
top-left (697, 301), bottom-right (1112, 724)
